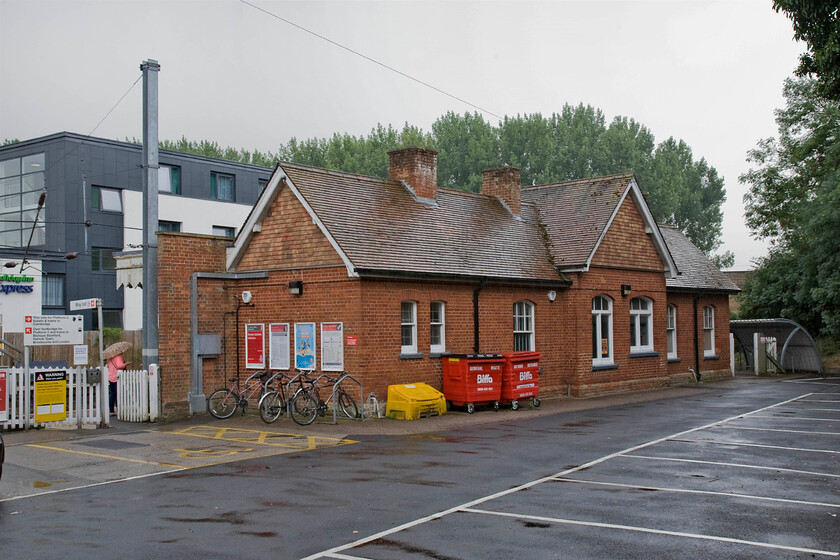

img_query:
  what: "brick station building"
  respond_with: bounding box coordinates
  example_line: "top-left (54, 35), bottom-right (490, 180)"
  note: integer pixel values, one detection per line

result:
top-left (156, 147), bottom-right (739, 419)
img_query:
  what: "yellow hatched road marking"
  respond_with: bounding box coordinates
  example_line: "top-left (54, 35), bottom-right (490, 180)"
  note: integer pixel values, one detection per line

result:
top-left (161, 425), bottom-right (357, 450)
top-left (26, 444), bottom-right (184, 469)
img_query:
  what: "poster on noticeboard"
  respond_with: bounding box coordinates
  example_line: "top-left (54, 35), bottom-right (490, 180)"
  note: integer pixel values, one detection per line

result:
top-left (295, 323), bottom-right (316, 370)
top-left (269, 323), bottom-right (290, 370)
top-left (245, 323), bottom-right (265, 369)
top-left (321, 322), bottom-right (344, 371)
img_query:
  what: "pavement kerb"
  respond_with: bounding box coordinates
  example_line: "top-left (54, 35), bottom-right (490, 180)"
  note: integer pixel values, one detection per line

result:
top-left (1, 376), bottom-right (747, 447)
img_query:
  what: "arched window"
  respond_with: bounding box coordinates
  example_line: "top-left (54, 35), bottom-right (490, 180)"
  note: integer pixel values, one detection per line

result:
top-left (513, 301), bottom-right (535, 351)
top-left (592, 296), bottom-right (613, 365)
top-left (667, 304), bottom-right (677, 359)
top-left (630, 297), bottom-right (654, 353)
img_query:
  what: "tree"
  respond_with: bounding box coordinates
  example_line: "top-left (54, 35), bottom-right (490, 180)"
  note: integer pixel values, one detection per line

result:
top-left (739, 77), bottom-right (840, 337)
top-left (774, 1), bottom-right (840, 101)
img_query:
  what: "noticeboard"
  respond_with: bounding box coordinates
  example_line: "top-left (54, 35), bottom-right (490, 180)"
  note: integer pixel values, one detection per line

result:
top-left (321, 322), bottom-right (344, 371)
top-left (34, 370), bottom-right (67, 423)
top-left (295, 323), bottom-right (316, 370)
top-left (269, 323), bottom-right (290, 370)
top-left (245, 323), bottom-right (265, 369)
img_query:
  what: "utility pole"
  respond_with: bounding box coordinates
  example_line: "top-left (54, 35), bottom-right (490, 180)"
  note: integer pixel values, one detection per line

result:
top-left (141, 59), bottom-right (160, 370)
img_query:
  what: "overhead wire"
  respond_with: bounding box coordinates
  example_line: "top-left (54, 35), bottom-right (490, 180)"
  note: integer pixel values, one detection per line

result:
top-left (238, 0), bottom-right (503, 121)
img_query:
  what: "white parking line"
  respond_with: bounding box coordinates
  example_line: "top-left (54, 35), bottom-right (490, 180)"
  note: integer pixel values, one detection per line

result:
top-left (302, 393), bottom-right (817, 560)
top-left (800, 399), bottom-right (840, 403)
top-left (670, 437), bottom-right (839, 454)
top-left (552, 478), bottom-right (840, 508)
top-left (461, 508), bottom-right (839, 557)
top-left (623, 453), bottom-right (840, 478)
top-left (749, 415), bottom-right (839, 422)
top-left (723, 425), bottom-right (840, 436)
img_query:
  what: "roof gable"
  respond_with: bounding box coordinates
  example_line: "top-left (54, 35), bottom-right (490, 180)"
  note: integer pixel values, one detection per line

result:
top-left (522, 174), bottom-right (677, 276)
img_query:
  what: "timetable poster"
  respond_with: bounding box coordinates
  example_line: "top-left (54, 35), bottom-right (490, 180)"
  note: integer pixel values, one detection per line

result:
top-left (269, 323), bottom-right (290, 370)
top-left (321, 322), bottom-right (344, 371)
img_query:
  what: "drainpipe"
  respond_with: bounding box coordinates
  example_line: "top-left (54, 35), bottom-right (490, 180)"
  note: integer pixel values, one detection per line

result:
top-left (693, 291), bottom-right (703, 381)
top-left (188, 271), bottom-right (267, 414)
top-left (473, 278), bottom-right (487, 353)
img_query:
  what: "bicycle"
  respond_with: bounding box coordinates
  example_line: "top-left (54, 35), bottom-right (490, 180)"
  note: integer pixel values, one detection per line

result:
top-left (290, 372), bottom-right (359, 426)
top-left (257, 371), bottom-right (292, 423)
top-left (207, 370), bottom-right (272, 419)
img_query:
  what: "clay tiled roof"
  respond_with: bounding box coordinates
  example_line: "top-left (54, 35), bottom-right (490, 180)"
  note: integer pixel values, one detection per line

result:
top-left (660, 225), bottom-right (740, 293)
top-left (280, 163), bottom-right (565, 283)
top-left (521, 173), bottom-right (638, 269)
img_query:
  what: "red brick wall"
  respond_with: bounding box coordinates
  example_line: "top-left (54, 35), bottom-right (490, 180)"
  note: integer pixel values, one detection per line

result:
top-left (158, 233), bottom-right (229, 418)
top-left (666, 292), bottom-right (732, 382)
top-left (591, 196), bottom-right (663, 270)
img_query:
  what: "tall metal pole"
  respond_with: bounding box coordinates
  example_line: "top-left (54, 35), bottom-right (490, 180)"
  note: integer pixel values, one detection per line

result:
top-left (141, 59), bottom-right (160, 370)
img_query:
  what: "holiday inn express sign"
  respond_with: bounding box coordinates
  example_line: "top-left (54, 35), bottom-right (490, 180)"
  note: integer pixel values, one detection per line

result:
top-left (0, 273), bottom-right (35, 294)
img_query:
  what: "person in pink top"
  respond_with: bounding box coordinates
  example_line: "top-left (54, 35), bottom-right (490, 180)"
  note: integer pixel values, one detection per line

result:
top-left (107, 352), bottom-right (127, 416)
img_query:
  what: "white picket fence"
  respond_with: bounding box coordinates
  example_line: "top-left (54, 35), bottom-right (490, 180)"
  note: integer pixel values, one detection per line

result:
top-left (117, 365), bottom-right (159, 422)
top-left (1, 365), bottom-right (159, 429)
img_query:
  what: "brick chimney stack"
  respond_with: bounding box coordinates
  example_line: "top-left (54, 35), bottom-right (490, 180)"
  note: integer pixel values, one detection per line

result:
top-left (481, 166), bottom-right (522, 215)
top-left (388, 147), bottom-right (438, 200)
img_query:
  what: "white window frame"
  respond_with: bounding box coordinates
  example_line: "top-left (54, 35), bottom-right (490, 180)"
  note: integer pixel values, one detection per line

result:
top-left (158, 164), bottom-right (180, 194)
top-left (400, 301), bottom-right (417, 354)
top-left (212, 225), bottom-right (236, 238)
top-left (513, 301), bottom-right (535, 351)
top-left (98, 187), bottom-right (122, 212)
top-left (629, 297), bottom-right (654, 353)
top-left (430, 301), bottom-right (445, 354)
top-left (592, 295), bottom-right (613, 366)
top-left (703, 305), bottom-right (715, 356)
top-left (666, 304), bottom-right (677, 359)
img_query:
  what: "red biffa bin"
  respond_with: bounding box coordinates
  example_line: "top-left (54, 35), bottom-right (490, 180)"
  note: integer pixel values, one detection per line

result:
top-left (441, 354), bottom-right (504, 413)
top-left (501, 351), bottom-right (541, 410)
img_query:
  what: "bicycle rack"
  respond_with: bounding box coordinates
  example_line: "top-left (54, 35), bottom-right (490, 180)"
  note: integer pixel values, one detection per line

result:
top-left (285, 369), bottom-right (316, 419)
top-left (316, 372), bottom-right (364, 425)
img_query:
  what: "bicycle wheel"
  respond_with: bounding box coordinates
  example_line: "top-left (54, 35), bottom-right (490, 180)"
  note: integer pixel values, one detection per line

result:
top-left (208, 388), bottom-right (239, 419)
top-left (338, 390), bottom-right (359, 419)
top-left (259, 391), bottom-right (285, 423)
top-left (290, 388), bottom-right (319, 426)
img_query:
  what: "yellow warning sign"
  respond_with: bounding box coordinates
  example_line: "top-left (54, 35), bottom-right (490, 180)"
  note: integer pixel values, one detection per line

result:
top-left (34, 370), bottom-right (67, 423)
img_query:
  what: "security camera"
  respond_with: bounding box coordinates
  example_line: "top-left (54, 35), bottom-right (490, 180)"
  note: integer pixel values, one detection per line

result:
top-left (241, 291), bottom-right (252, 304)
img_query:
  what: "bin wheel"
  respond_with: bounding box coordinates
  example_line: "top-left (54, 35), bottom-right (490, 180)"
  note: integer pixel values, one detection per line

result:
top-left (493, 401), bottom-right (499, 412)
top-left (445, 400), bottom-right (452, 411)
top-left (532, 397), bottom-right (541, 408)
top-left (466, 403), bottom-right (475, 414)
top-left (511, 400), bottom-right (519, 411)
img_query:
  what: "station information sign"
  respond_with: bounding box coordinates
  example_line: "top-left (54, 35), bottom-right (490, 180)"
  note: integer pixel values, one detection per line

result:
top-left (24, 315), bottom-right (84, 346)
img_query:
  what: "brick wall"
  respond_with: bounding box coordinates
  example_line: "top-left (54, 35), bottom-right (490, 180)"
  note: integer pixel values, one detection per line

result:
top-left (591, 196), bottom-right (663, 270)
top-left (236, 185), bottom-right (344, 271)
top-left (666, 292), bottom-right (732, 382)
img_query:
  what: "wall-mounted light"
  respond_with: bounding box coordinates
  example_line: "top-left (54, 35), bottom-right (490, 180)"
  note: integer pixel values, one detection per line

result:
top-left (547, 290), bottom-right (557, 302)
top-left (289, 281), bottom-right (303, 296)
top-left (621, 284), bottom-right (632, 297)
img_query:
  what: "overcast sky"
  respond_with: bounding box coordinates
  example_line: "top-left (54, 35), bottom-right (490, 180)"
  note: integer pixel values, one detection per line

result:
top-left (0, 0), bottom-right (804, 269)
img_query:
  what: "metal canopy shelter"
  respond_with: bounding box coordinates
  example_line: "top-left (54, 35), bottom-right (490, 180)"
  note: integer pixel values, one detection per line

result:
top-left (730, 319), bottom-right (823, 374)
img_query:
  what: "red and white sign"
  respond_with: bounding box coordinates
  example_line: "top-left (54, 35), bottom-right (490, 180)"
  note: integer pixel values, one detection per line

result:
top-left (70, 298), bottom-right (100, 311)
top-left (245, 323), bottom-right (265, 369)
top-left (345, 335), bottom-right (358, 346)
top-left (0, 370), bottom-right (7, 422)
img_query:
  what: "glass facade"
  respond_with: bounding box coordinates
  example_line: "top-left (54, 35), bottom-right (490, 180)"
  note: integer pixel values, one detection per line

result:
top-left (0, 152), bottom-right (45, 248)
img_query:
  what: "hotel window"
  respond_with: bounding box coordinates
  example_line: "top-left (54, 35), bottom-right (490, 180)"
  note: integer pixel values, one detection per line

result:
top-left (629, 297), bottom-right (653, 353)
top-left (592, 295), bottom-right (613, 366)
top-left (158, 165), bottom-right (181, 194)
top-left (703, 306), bottom-right (715, 356)
top-left (91, 247), bottom-right (117, 272)
top-left (401, 301), bottom-right (417, 354)
top-left (42, 275), bottom-right (65, 307)
top-left (513, 301), bottom-right (534, 351)
top-left (666, 305), bottom-right (677, 359)
top-left (211, 172), bottom-right (235, 201)
top-left (92, 186), bottom-right (123, 212)
top-left (0, 152), bottom-right (45, 247)
top-left (212, 225), bottom-right (236, 237)
top-left (158, 220), bottom-right (181, 232)
top-left (258, 178), bottom-right (268, 193)
top-left (430, 301), bottom-right (445, 353)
